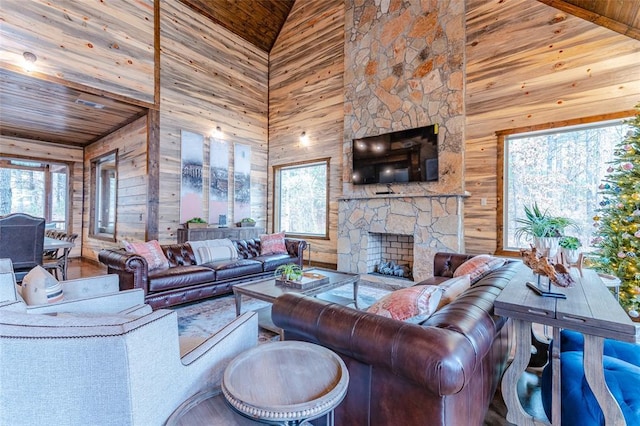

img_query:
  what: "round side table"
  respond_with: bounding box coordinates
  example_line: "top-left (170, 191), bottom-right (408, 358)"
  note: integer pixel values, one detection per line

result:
top-left (222, 341), bottom-right (349, 426)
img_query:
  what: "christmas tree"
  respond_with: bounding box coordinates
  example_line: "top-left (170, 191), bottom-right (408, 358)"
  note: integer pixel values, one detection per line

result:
top-left (592, 106), bottom-right (640, 319)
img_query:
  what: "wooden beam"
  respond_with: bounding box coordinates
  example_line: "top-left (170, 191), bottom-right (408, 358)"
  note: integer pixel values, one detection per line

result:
top-left (537, 0), bottom-right (640, 41)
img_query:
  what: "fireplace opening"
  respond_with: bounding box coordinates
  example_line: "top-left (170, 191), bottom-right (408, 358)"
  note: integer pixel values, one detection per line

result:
top-left (367, 232), bottom-right (414, 281)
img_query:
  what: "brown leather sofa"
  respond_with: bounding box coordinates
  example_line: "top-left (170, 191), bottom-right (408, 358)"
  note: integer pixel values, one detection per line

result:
top-left (272, 252), bottom-right (520, 426)
top-left (98, 238), bottom-right (307, 309)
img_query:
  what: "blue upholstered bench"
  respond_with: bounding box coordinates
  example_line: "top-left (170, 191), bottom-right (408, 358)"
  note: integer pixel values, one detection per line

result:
top-left (541, 329), bottom-right (640, 425)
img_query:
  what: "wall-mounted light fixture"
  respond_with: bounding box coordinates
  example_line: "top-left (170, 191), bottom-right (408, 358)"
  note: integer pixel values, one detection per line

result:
top-left (211, 126), bottom-right (223, 140)
top-left (300, 131), bottom-right (309, 145)
top-left (22, 51), bottom-right (37, 72)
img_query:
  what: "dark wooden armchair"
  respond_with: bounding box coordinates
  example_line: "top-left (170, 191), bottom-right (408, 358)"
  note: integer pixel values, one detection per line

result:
top-left (0, 213), bottom-right (45, 282)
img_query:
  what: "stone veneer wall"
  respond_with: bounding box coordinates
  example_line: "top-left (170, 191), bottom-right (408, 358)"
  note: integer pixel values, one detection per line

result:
top-left (339, 1), bottom-right (466, 279)
top-left (338, 194), bottom-right (464, 282)
top-left (343, 0), bottom-right (465, 195)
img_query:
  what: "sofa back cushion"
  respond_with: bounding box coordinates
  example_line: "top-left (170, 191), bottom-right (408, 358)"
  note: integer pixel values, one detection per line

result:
top-left (367, 285), bottom-right (442, 322)
top-left (453, 254), bottom-right (506, 284)
top-left (436, 274), bottom-right (471, 310)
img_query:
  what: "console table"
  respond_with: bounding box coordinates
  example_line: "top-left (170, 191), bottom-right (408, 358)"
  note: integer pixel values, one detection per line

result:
top-left (495, 266), bottom-right (639, 425)
top-left (177, 226), bottom-right (265, 243)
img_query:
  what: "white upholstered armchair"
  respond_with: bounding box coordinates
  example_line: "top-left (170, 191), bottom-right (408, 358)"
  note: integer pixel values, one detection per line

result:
top-left (0, 259), bottom-right (259, 425)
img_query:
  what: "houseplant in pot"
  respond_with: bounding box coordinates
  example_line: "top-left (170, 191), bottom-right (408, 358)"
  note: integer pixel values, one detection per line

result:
top-left (274, 263), bottom-right (303, 282)
top-left (237, 217), bottom-right (256, 227)
top-left (514, 203), bottom-right (579, 258)
top-left (559, 235), bottom-right (582, 264)
top-left (185, 217), bottom-right (207, 228)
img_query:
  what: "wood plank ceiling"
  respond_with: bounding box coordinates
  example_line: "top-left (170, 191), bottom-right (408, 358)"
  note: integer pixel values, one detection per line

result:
top-left (0, 0), bottom-right (637, 148)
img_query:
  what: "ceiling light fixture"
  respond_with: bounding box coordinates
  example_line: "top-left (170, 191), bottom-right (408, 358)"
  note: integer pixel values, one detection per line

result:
top-left (300, 131), bottom-right (309, 145)
top-left (22, 51), bottom-right (37, 72)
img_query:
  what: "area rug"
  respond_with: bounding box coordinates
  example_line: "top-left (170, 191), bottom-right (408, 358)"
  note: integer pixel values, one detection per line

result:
top-left (172, 283), bottom-right (392, 342)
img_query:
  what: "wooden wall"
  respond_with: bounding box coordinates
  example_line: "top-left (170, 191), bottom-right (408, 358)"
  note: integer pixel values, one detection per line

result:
top-left (82, 116), bottom-right (149, 262)
top-left (0, 136), bottom-right (84, 258)
top-left (157, 1), bottom-right (269, 243)
top-left (464, 0), bottom-right (640, 254)
top-left (269, 0), bottom-right (345, 266)
top-left (0, 0), bottom-right (155, 105)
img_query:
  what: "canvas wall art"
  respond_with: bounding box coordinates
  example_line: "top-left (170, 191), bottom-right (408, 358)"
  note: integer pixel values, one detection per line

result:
top-left (180, 130), bottom-right (204, 224)
top-left (234, 143), bottom-right (251, 222)
top-left (209, 139), bottom-right (229, 225)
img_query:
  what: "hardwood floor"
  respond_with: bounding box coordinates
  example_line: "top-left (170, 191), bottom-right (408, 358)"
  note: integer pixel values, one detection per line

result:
top-left (68, 257), bottom-right (547, 426)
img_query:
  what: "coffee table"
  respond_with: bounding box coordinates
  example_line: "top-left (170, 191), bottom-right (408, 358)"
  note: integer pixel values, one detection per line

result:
top-left (222, 341), bottom-right (349, 425)
top-left (232, 267), bottom-right (359, 338)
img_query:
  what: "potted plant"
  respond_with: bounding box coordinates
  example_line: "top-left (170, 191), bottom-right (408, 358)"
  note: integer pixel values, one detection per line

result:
top-left (559, 235), bottom-right (582, 264)
top-left (237, 217), bottom-right (256, 227)
top-left (514, 203), bottom-right (578, 257)
top-left (185, 217), bottom-right (207, 228)
top-left (274, 263), bottom-right (303, 282)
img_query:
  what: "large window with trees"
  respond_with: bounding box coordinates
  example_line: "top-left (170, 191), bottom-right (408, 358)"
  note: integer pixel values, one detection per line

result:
top-left (0, 157), bottom-right (69, 229)
top-left (91, 151), bottom-right (117, 239)
top-left (274, 159), bottom-right (329, 238)
top-left (500, 118), bottom-right (631, 253)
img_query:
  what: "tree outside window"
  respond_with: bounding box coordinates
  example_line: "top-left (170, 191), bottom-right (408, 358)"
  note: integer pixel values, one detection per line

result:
top-left (274, 160), bottom-right (328, 237)
top-left (502, 119), bottom-right (630, 252)
top-left (0, 158), bottom-right (69, 230)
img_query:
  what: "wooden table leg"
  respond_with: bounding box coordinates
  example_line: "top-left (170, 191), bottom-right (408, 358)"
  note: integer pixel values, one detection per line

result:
top-left (501, 319), bottom-right (547, 425)
top-left (582, 334), bottom-right (626, 426)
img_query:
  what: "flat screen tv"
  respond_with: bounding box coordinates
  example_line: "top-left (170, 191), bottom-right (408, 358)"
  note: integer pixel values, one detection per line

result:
top-left (352, 124), bottom-right (438, 185)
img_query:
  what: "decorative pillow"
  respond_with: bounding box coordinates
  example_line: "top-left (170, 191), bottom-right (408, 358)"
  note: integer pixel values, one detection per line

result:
top-left (436, 274), bottom-right (471, 310)
top-left (453, 254), bottom-right (506, 283)
top-left (123, 240), bottom-right (169, 271)
top-left (260, 232), bottom-right (287, 255)
top-left (22, 266), bottom-right (62, 305)
top-left (198, 245), bottom-right (234, 263)
top-left (366, 285), bottom-right (442, 322)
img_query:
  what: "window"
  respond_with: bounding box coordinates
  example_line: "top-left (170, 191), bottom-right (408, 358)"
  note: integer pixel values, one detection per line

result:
top-left (500, 118), bottom-right (631, 253)
top-left (274, 159), bottom-right (329, 238)
top-left (0, 157), bottom-right (69, 230)
top-left (91, 152), bottom-right (117, 239)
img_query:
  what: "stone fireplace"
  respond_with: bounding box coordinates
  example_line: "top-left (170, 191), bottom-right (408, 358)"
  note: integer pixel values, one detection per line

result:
top-left (338, 194), bottom-right (465, 283)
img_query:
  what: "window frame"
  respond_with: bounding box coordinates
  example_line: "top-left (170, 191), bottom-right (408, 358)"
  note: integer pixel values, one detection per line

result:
top-left (0, 156), bottom-right (71, 231)
top-left (90, 150), bottom-right (118, 241)
top-left (272, 158), bottom-right (330, 240)
top-left (496, 111), bottom-right (634, 257)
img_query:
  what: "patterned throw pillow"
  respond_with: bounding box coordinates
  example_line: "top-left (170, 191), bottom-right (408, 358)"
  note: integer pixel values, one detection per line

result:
top-left (436, 274), bottom-right (471, 310)
top-left (366, 285), bottom-right (442, 322)
top-left (123, 240), bottom-right (169, 271)
top-left (453, 254), bottom-right (506, 283)
top-left (260, 232), bottom-right (287, 255)
top-left (22, 266), bottom-right (62, 305)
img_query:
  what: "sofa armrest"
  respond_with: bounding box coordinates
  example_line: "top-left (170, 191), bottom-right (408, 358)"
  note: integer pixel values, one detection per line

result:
top-left (429, 252), bottom-right (476, 279)
top-left (272, 293), bottom-right (477, 395)
top-left (25, 289), bottom-right (146, 315)
top-left (98, 249), bottom-right (149, 294)
top-left (284, 238), bottom-right (307, 262)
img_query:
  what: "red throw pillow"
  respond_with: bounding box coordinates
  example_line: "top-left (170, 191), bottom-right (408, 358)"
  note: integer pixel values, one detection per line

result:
top-left (453, 254), bottom-right (505, 283)
top-left (366, 285), bottom-right (442, 322)
top-left (260, 232), bottom-right (287, 255)
top-left (123, 240), bottom-right (169, 271)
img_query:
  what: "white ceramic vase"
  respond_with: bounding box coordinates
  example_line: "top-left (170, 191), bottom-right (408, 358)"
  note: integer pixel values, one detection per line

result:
top-left (534, 237), bottom-right (560, 258)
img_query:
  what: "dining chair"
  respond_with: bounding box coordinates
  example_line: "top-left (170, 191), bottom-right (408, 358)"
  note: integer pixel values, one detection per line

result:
top-left (0, 213), bottom-right (45, 283)
top-left (43, 233), bottom-right (78, 280)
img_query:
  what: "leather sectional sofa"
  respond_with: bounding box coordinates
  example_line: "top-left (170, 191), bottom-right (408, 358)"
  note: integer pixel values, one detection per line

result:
top-left (98, 238), bottom-right (307, 309)
top-left (272, 252), bottom-right (520, 425)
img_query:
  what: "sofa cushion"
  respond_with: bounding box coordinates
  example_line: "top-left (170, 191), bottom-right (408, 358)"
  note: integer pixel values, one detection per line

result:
top-left (188, 239), bottom-right (238, 265)
top-left (124, 240), bottom-right (170, 271)
top-left (453, 254), bottom-right (505, 283)
top-left (260, 232), bottom-right (287, 255)
top-left (255, 254), bottom-right (297, 272)
top-left (209, 259), bottom-right (263, 280)
top-left (366, 285), bottom-right (442, 322)
top-left (436, 274), bottom-right (471, 310)
top-left (148, 265), bottom-right (217, 292)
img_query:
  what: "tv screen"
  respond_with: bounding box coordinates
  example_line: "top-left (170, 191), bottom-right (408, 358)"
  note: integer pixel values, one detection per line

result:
top-left (352, 124), bottom-right (438, 185)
